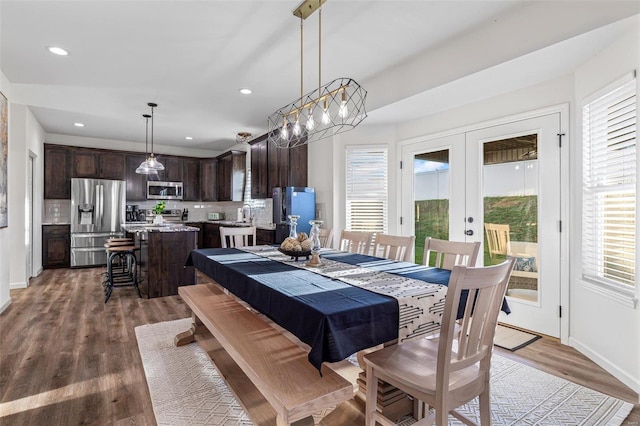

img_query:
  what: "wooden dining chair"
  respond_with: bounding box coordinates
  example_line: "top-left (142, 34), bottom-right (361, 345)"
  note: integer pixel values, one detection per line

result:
top-left (484, 223), bottom-right (511, 260)
top-left (364, 258), bottom-right (515, 426)
top-left (338, 230), bottom-right (374, 254)
top-left (318, 227), bottom-right (334, 248)
top-left (220, 226), bottom-right (256, 248)
top-left (423, 237), bottom-right (481, 269)
top-left (374, 233), bottom-right (415, 262)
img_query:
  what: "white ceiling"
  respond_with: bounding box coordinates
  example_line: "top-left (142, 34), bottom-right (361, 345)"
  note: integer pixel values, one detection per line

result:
top-left (1, 1), bottom-right (638, 153)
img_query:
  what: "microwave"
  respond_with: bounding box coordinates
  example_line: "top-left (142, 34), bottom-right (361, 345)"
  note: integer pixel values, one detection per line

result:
top-left (147, 181), bottom-right (183, 200)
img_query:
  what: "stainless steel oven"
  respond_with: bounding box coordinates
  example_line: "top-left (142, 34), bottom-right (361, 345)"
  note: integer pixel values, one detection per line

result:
top-left (147, 181), bottom-right (183, 200)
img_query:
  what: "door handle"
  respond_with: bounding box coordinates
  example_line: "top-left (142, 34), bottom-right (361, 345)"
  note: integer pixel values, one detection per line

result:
top-left (465, 229), bottom-right (474, 236)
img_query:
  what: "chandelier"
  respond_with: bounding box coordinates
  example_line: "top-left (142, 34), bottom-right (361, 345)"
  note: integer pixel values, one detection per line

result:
top-left (267, 0), bottom-right (367, 149)
top-left (135, 102), bottom-right (164, 174)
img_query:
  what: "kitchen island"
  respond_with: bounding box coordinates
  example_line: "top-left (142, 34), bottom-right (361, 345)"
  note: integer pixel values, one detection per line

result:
top-left (122, 223), bottom-right (198, 298)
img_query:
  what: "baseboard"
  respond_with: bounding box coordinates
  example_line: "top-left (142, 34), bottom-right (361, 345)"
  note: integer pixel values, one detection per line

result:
top-left (0, 297), bottom-right (11, 314)
top-left (569, 336), bottom-right (640, 400)
top-left (10, 281), bottom-right (28, 289)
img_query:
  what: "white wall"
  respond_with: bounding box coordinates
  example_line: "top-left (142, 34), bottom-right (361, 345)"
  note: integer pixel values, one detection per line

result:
top-left (570, 24), bottom-right (640, 395)
top-left (0, 70), bottom-right (11, 313)
top-left (8, 105), bottom-right (45, 289)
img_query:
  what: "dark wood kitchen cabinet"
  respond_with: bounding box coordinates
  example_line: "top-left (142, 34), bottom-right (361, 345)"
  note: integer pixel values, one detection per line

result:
top-left (249, 136), bottom-right (308, 199)
top-left (156, 156), bottom-right (183, 182)
top-left (42, 225), bottom-right (70, 269)
top-left (268, 142), bottom-right (307, 192)
top-left (72, 149), bottom-right (100, 178)
top-left (202, 222), bottom-right (221, 248)
top-left (200, 158), bottom-right (218, 201)
top-left (217, 150), bottom-right (246, 202)
top-left (186, 222), bottom-right (204, 248)
top-left (44, 145), bottom-right (71, 199)
top-left (182, 158), bottom-right (200, 201)
top-left (250, 136), bottom-right (269, 199)
top-left (256, 228), bottom-right (275, 246)
top-left (125, 154), bottom-right (148, 201)
top-left (98, 152), bottom-right (125, 180)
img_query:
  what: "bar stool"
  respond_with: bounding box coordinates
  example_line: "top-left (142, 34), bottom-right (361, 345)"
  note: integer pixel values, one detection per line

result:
top-left (103, 239), bottom-right (140, 303)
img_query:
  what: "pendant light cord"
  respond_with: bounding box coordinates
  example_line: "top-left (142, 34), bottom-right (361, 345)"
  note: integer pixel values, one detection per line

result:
top-left (300, 16), bottom-right (303, 100)
top-left (318, 6), bottom-right (322, 94)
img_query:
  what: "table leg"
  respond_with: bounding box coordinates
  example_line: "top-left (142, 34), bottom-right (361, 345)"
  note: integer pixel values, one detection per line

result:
top-left (174, 312), bottom-right (205, 346)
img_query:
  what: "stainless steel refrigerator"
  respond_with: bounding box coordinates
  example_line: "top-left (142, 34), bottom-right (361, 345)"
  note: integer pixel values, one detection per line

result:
top-left (71, 178), bottom-right (126, 267)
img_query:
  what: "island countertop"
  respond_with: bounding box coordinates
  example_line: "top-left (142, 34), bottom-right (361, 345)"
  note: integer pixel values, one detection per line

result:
top-left (121, 223), bottom-right (200, 233)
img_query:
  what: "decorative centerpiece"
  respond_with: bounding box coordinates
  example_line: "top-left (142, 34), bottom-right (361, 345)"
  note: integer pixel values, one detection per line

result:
top-left (278, 215), bottom-right (313, 260)
top-left (305, 220), bottom-right (324, 267)
top-left (152, 201), bottom-right (166, 224)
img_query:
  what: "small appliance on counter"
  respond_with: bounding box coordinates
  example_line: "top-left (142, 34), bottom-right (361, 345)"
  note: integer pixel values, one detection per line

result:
top-left (126, 204), bottom-right (144, 222)
top-left (207, 212), bottom-right (225, 221)
top-left (273, 187), bottom-right (315, 244)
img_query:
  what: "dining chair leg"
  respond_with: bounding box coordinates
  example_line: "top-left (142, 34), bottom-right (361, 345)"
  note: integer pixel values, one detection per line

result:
top-left (365, 364), bottom-right (378, 426)
top-left (479, 384), bottom-right (491, 425)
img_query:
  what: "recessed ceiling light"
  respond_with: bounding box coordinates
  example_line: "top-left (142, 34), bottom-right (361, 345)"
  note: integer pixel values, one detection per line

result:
top-left (239, 88), bottom-right (252, 95)
top-left (46, 46), bottom-right (69, 56)
top-left (74, 122), bottom-right (84, 127)
top-left (185, 136), bottom-right (193, 140)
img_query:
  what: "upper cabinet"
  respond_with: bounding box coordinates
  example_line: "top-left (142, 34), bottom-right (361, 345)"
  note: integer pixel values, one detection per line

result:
top-left (44, 145), bottom-right (71, 199)
top-left (72, 148), bottom-right (125, 180)
top-left (250, 136), bottom-right (269, 199)
top-left (182, 158), bottom-right (200, 201)
top-left (200, 158), bottom-right (218, 201)
top-left (156, 156), bottom-right (183, 182)
top-left (249, 136), bottom-right (308, 199)
top-left (216, 150), bottom-right (246, 202)
top-left (125, 153), bottom-right (148, 201)
top-left (99, 152), bottom-right (125, 180)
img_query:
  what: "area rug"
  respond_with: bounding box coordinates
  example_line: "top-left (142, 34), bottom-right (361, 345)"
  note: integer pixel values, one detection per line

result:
top-left (494, 324), bottom-right (542, 351)
top-left (136, 319), bottom-right (633, 426)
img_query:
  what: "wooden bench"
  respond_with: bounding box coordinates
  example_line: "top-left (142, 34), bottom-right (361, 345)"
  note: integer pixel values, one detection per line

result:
top-left (175, 284), bottom-right (355, 426)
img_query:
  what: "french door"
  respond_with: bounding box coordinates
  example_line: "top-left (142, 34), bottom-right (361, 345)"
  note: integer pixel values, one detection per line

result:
top-left (401, 113), bottom-right (562, 337)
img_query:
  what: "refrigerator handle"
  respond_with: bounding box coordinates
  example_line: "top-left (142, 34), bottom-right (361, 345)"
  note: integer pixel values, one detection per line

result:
top-left (96, 185), bottom-right (102, 226)
top-left (99, 185), bottom-right (104, 226)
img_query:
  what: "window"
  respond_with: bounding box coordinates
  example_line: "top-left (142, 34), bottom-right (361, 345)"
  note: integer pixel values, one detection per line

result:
top-left (582, 74), bottom-right (636, 290)
top-left (346, 146), bottom-right (388, 234)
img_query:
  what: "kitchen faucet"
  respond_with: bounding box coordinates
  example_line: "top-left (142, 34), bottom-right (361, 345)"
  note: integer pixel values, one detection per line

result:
top-left (242, 204), bottom-right (253, 223)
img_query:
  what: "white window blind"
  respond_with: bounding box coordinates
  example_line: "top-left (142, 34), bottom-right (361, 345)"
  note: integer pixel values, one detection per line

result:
top-left (346, 146), bottom-right (388, 234)
top-left (582, 75), bottom-right (636, 289)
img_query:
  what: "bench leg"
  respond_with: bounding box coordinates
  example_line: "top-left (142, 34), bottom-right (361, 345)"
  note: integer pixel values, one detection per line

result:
top-left (174, 313), bottom-right (205, 347)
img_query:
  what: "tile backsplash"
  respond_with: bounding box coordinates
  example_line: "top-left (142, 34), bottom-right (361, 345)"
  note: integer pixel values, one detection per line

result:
top-left (44, 198), bottom-right (273, 225)
top-left (43, 199), bottom-right (71, 224)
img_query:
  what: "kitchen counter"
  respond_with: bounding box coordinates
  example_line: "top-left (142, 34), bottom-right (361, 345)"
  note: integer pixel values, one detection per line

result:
top-left (122, 223), bottom-right (200, 233)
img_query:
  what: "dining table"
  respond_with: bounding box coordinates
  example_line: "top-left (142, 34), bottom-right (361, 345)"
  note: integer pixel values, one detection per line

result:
top-left (185, 246), bottom-right (510, 372)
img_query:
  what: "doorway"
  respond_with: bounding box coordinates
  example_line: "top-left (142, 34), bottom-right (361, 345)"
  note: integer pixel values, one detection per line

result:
top-left (401, 113), bottom-right (563, 337)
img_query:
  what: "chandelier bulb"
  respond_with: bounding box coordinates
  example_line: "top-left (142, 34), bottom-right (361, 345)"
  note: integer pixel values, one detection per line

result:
top-left (338, 91), bottom-right (348, 119)
top-left (306, 108), bottom-right (315, 131)
top-left (321, 99), bottom-right (330, 125)
top-left (293, 113), bottom-right (301, 136)
top-left (281, 119), bottom-right (289, 140)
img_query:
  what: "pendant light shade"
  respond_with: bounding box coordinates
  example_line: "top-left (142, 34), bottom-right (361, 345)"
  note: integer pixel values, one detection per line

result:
top-left (135, 113), bottom-right (158, 175)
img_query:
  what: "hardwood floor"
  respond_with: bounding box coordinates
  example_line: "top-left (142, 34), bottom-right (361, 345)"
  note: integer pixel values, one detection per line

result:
top-left (1, 268), bottom-right (638, 425)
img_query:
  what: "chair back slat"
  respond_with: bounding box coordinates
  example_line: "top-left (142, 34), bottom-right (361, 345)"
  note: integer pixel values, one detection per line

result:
top-left (339, 230), bottom-right (374, 254)
top-left (220, 226), bottom-right (256, 248)
top-left (484, 223), bottom-right (511, 259)
top-left (423, 238), bottom-right (481, 269)
top-left (374, 234), bottom-right (415, 262)
top-left (318, 227), bottom-right (334, 248)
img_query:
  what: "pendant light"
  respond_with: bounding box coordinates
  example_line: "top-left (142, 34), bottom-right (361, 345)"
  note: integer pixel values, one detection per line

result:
top-left (142, 102), bottom-right (164, 171)
top-left (267, 0), bottom-right (367, 149)
top-left (135, 113), bottom-right (157, 175)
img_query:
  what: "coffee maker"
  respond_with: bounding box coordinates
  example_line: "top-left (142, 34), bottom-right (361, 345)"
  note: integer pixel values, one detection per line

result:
top-left (125, 204), bottom-right (142, 222)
